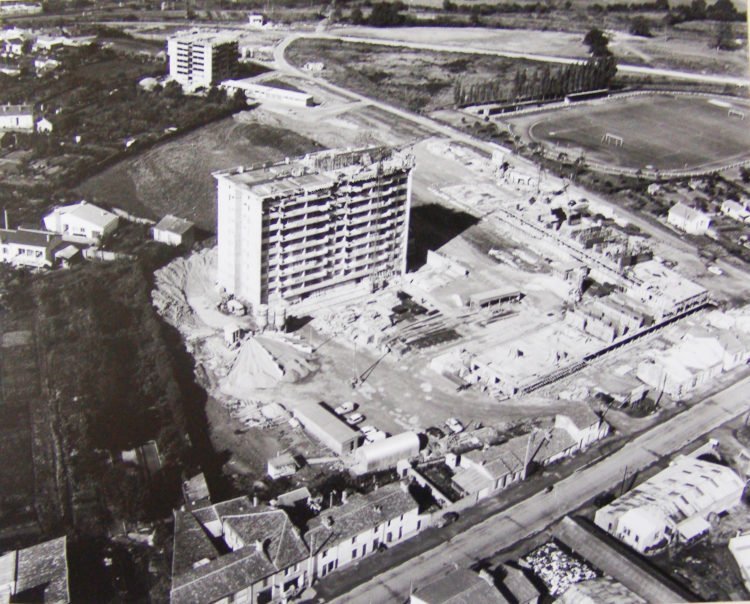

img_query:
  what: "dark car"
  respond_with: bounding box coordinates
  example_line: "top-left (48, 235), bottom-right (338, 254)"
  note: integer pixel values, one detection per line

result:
top-left (436, 511), bottom-right (459, 528)
top-left (425, 426), bottom-right (445, 439)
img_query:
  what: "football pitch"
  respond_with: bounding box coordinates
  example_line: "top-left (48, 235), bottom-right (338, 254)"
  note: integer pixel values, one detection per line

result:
top-left (512, 93), bottom-right (750, 173)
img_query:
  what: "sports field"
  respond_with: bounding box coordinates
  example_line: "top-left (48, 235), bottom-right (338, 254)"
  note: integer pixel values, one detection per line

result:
top-left (510, 93), bottom-right (750, 173)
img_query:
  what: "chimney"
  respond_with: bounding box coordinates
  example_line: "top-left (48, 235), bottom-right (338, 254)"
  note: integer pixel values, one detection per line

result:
top-left (3, 209), bottom-right (8, 230)
top-left (342, 491), bottom-right (348, 504)
top-left (253, 495), bottom-right (258, 507)
top-left (323, 516), bottom-right (334, 529)
top-left (478, 569), bottom-right (495, 587)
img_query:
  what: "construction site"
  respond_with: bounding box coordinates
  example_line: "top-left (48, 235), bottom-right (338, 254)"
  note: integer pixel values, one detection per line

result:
top-left (151, 78), bottom-right (750, 496)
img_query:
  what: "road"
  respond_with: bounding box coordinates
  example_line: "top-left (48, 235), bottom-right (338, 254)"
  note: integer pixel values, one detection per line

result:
top-left (330, 373), bottom-right (750, 602)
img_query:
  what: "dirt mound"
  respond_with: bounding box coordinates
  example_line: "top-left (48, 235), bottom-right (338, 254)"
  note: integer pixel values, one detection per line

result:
top-left (222, 335), bottom-right (318, 395)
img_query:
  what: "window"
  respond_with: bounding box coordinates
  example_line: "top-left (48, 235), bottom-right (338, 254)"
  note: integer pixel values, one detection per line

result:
top-left (351, 549), bottom-right (357, 559)
top-left (351, 536), bottom-right (356, 544)
top-left (417, 520), bottom-right (421, 531)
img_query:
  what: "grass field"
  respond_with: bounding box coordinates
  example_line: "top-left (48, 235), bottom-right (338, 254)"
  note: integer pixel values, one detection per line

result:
top-left (76, 116), bottom-right (324, 231)
top-left (513, 93), bottom-right (750, 172)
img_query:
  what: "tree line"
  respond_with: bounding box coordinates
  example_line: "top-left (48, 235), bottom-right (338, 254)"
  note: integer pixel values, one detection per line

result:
top-left (453, 57), bottom-right (618, 107)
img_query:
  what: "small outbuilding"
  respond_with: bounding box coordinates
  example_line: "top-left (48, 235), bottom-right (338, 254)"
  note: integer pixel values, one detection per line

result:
top-left (267, 453), bottom-right (298, 479)
top-left (152, 214), bottom-right (195, 247)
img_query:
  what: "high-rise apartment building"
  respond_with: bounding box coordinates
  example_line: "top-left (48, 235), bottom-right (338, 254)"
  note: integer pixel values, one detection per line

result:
top-left (215, 147), bottom-right (414, 310)
top-left (166, 32), bottom-right (238, 91)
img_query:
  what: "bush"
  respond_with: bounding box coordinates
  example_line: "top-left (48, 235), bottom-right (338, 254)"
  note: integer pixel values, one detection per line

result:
top-left (630, 16), bottom-right (653, 37)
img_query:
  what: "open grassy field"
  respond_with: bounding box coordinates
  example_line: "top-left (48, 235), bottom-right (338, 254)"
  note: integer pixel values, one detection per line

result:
top-left (76, 116), bottom-right (324, 231)
top-left (511, 93), bottom-right (750, 172)
top-left (286, 38), bottom-right (550, 113)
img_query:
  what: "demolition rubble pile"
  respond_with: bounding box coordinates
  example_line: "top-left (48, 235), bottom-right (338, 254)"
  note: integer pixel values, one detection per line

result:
top-left (522, 542), bottom-right (598, 596)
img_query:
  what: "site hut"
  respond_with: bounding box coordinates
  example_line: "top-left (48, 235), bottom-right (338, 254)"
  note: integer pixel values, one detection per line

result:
top-left (214, 147), bottom-right (414, 315)
top-left (0, 104), bottom-right (34, 132)
top-left (267, 452), bottom-right (298, 479)
top-left (467, 286), bottom-right (524, 311)
top-left (166, 31), bottom-right (238, 92)
top-left (43, 201), bottom-right (119, 242)
top-left (351, 431), bottom-right (421, 475)
top-left (292, 402), bottom-right (361, 456)
top-left (220, 79), bottom-right (314, 108)
top-left (594, 454), bottom-right (745, 555)
top-left (152, 214), bottom-right (195, 247)
top-left (304, 483), bottom-right (425, 580)
top-left (0, 228), bottom-right (63, 269)
top-left (35, 116), bottom-right (53, 133)
top-left (0, 536), bottom-right (70, 603)
top-left (247, 13), bottom-right (265, 27)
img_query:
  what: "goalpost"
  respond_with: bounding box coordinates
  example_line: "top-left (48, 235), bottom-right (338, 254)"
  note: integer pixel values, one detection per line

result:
top-left (601, 132), bottom-right (624, 147)
top-left (728, 108), bottom-right (746, 120)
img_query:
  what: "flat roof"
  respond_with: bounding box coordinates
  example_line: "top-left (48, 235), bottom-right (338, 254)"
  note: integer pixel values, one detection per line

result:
top-left (0, 104), bottom-right (32, 116)
top-left (51, 201), bottom-right (118, 230)
top-left (293, 402), bottom-right (360, 445)
top-left (154, 214), bottom-right (194, 235)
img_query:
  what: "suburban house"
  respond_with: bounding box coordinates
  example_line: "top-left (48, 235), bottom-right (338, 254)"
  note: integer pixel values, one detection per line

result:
top-left (0, 228), bottom-right (63, 268)
top-left (0, 536), bottom-right (70, 603)
top-left (304, 483), bottom-right (425, 580)
top-left (36, 117), bottom-right (53, 133)
top-left (43, 201), bottom-right (119, 242)
top-left (594, 455), bottom-right (745, 554)
top-left (152, 214), bottom-right (195, 247)
top-left (410, 569), bottom-right (505, 604)
top-left (0, 104), bottom-right (34, 132)
top-left (667, 201), bottom-right (711, 235)
top-left (170, 497), bottom-right (310, 604)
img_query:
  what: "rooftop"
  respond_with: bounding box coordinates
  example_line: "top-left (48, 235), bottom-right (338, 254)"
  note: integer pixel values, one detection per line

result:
top-left (213, 146), bottom-right (413, 199)
top-left (0, 104), bottom-right (32, 116)
top-left (557, 576), bottom-right (646, 604)
top-left (306, 484), bottom-right (417, 553)
top-left (293, 402), bottom-right (360, 446)
top-left (167, 30), bottom-right (237, 45)
top-left (48, 201), bottom-right (118, 230)
top-left (154, 214), bottom-right (194, 236)
top-left (628, 260), bottom-right (707, 305)
top-left (0, 227), bottom-right (59, 248)
top-left (171, 497), bottom-right (310, 604)
top-left (497, 564), bottom-right (539, 603)
top-left (412, 569), bottom-right (507, 604)
top-left (0, 536), bottom-right (70, 603)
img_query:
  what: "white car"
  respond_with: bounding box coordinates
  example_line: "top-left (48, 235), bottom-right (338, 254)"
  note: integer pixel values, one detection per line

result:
top-left (445, 417), bottom-right (464, 434)
top-left (334, 401), bottom-right (357, 415)
top-left (366, 430), bottom-right (387, 443)
top-left (346, 412), bottom-right (365, 425)
top-left (360, 425), bottom-right (377, 436)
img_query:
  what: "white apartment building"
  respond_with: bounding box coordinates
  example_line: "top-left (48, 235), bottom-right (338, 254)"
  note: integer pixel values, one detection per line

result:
top-left (0, 104), bottom-right (34, 132)
top-left (167, 31), bottom-right (238, 91)
top-left (215, 147), bottom-right (414, 311)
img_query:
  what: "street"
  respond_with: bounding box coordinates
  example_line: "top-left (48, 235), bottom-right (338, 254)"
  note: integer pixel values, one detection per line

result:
top-left (329, 373), bottom-right (750, 603)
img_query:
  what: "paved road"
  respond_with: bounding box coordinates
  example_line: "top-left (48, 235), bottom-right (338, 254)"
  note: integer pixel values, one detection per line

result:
top-left (329, 373), bottom-right (750, 603)
top-left (287, 32), bottom-right (750, 87)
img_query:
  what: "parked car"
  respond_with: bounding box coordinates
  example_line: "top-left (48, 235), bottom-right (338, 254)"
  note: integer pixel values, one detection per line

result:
top-left (334, 401), bottom-right (357, 415)
top-left (346, 412), bottom-right (365, 425)
top-left (366, 430), bottom-right (387, 443)
top-left (436, 511), bottom-right (459, 528)
top-left (360, 425), bottom-right (377, 436)
top-left (445, 417), bottom-right (464, 434)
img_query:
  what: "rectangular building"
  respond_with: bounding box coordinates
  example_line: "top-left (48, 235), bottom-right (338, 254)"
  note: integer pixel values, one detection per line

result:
top-left (215, 147), bottom-right (414, 311)
top-left (167, 31), bottom-right (238, 91)
top-left (0, 104), bottom-right (33, 132)
top-left (0, 228), bottom-right (62, 268)
top-left (292, 402), bottom-right (361, 455)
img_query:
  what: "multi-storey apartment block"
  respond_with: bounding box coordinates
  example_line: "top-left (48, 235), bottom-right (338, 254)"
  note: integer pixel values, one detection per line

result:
top-left (166, 31), bottom-right (238, 91)
top-left (215, 147), bottom-right (414, 311)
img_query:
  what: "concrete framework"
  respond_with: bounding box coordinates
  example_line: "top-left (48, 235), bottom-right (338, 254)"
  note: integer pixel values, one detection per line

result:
top-left (215, 147), bottom-right (414, 311)
top-left (167, 31), bottom-right (238, 91)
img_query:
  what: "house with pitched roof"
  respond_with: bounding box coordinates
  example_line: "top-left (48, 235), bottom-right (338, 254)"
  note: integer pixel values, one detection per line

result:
top-left (411, 569), bottom-right (506, 604)
top-left (0, 228), bottom-right (63, 268)
top-left (304, 483), bottom-right (424, 580)
top-left (170, 497), bottom-right (310, 604)
top-left (43, 201), bottom-right (119, 242)
top-left (0, 536), bottom-right (69, 603)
